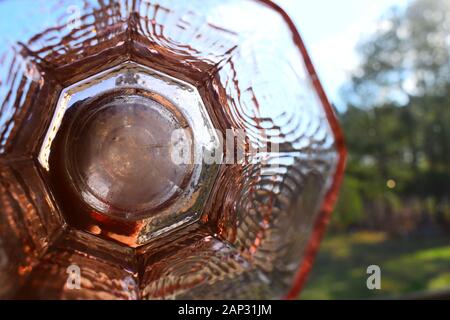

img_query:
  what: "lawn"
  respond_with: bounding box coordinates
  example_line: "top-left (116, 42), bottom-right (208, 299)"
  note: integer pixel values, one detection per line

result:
top-left (300, 231), bottom-right (450, 299)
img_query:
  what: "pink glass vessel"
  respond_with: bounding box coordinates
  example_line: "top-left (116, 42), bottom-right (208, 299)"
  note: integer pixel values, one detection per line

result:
top-left (0, 0), bottom-right (346, 299)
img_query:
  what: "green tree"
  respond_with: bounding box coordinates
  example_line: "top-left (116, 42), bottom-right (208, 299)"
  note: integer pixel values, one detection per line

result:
top-left (334, 0), bottom-right (450, 231)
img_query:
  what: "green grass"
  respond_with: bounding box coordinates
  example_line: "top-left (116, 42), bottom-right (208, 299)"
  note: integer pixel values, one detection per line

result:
top-left (300, 231), bottom-right (450, 299)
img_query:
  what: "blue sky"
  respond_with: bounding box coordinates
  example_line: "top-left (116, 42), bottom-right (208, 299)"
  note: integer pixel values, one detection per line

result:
top-left (276, 0), bottom-right (411, 111)
top-left (0, 0), bottom-right (411, 111)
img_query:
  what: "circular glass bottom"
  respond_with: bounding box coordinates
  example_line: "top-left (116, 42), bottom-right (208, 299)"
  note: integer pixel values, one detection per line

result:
top-left (64, 92), bottom-right (193, 219)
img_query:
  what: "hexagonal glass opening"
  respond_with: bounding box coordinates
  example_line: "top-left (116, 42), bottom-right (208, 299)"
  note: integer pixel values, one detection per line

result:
top-left (38, 62), bottom-right (220, 247)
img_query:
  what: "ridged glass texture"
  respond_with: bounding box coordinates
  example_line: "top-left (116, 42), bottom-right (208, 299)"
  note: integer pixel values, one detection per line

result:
top-left (0, 0), bottom-right (346, 299)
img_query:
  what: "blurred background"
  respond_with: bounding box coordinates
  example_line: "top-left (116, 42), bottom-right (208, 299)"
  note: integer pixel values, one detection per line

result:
top-left (278, 0), bottom-right (450, 299)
